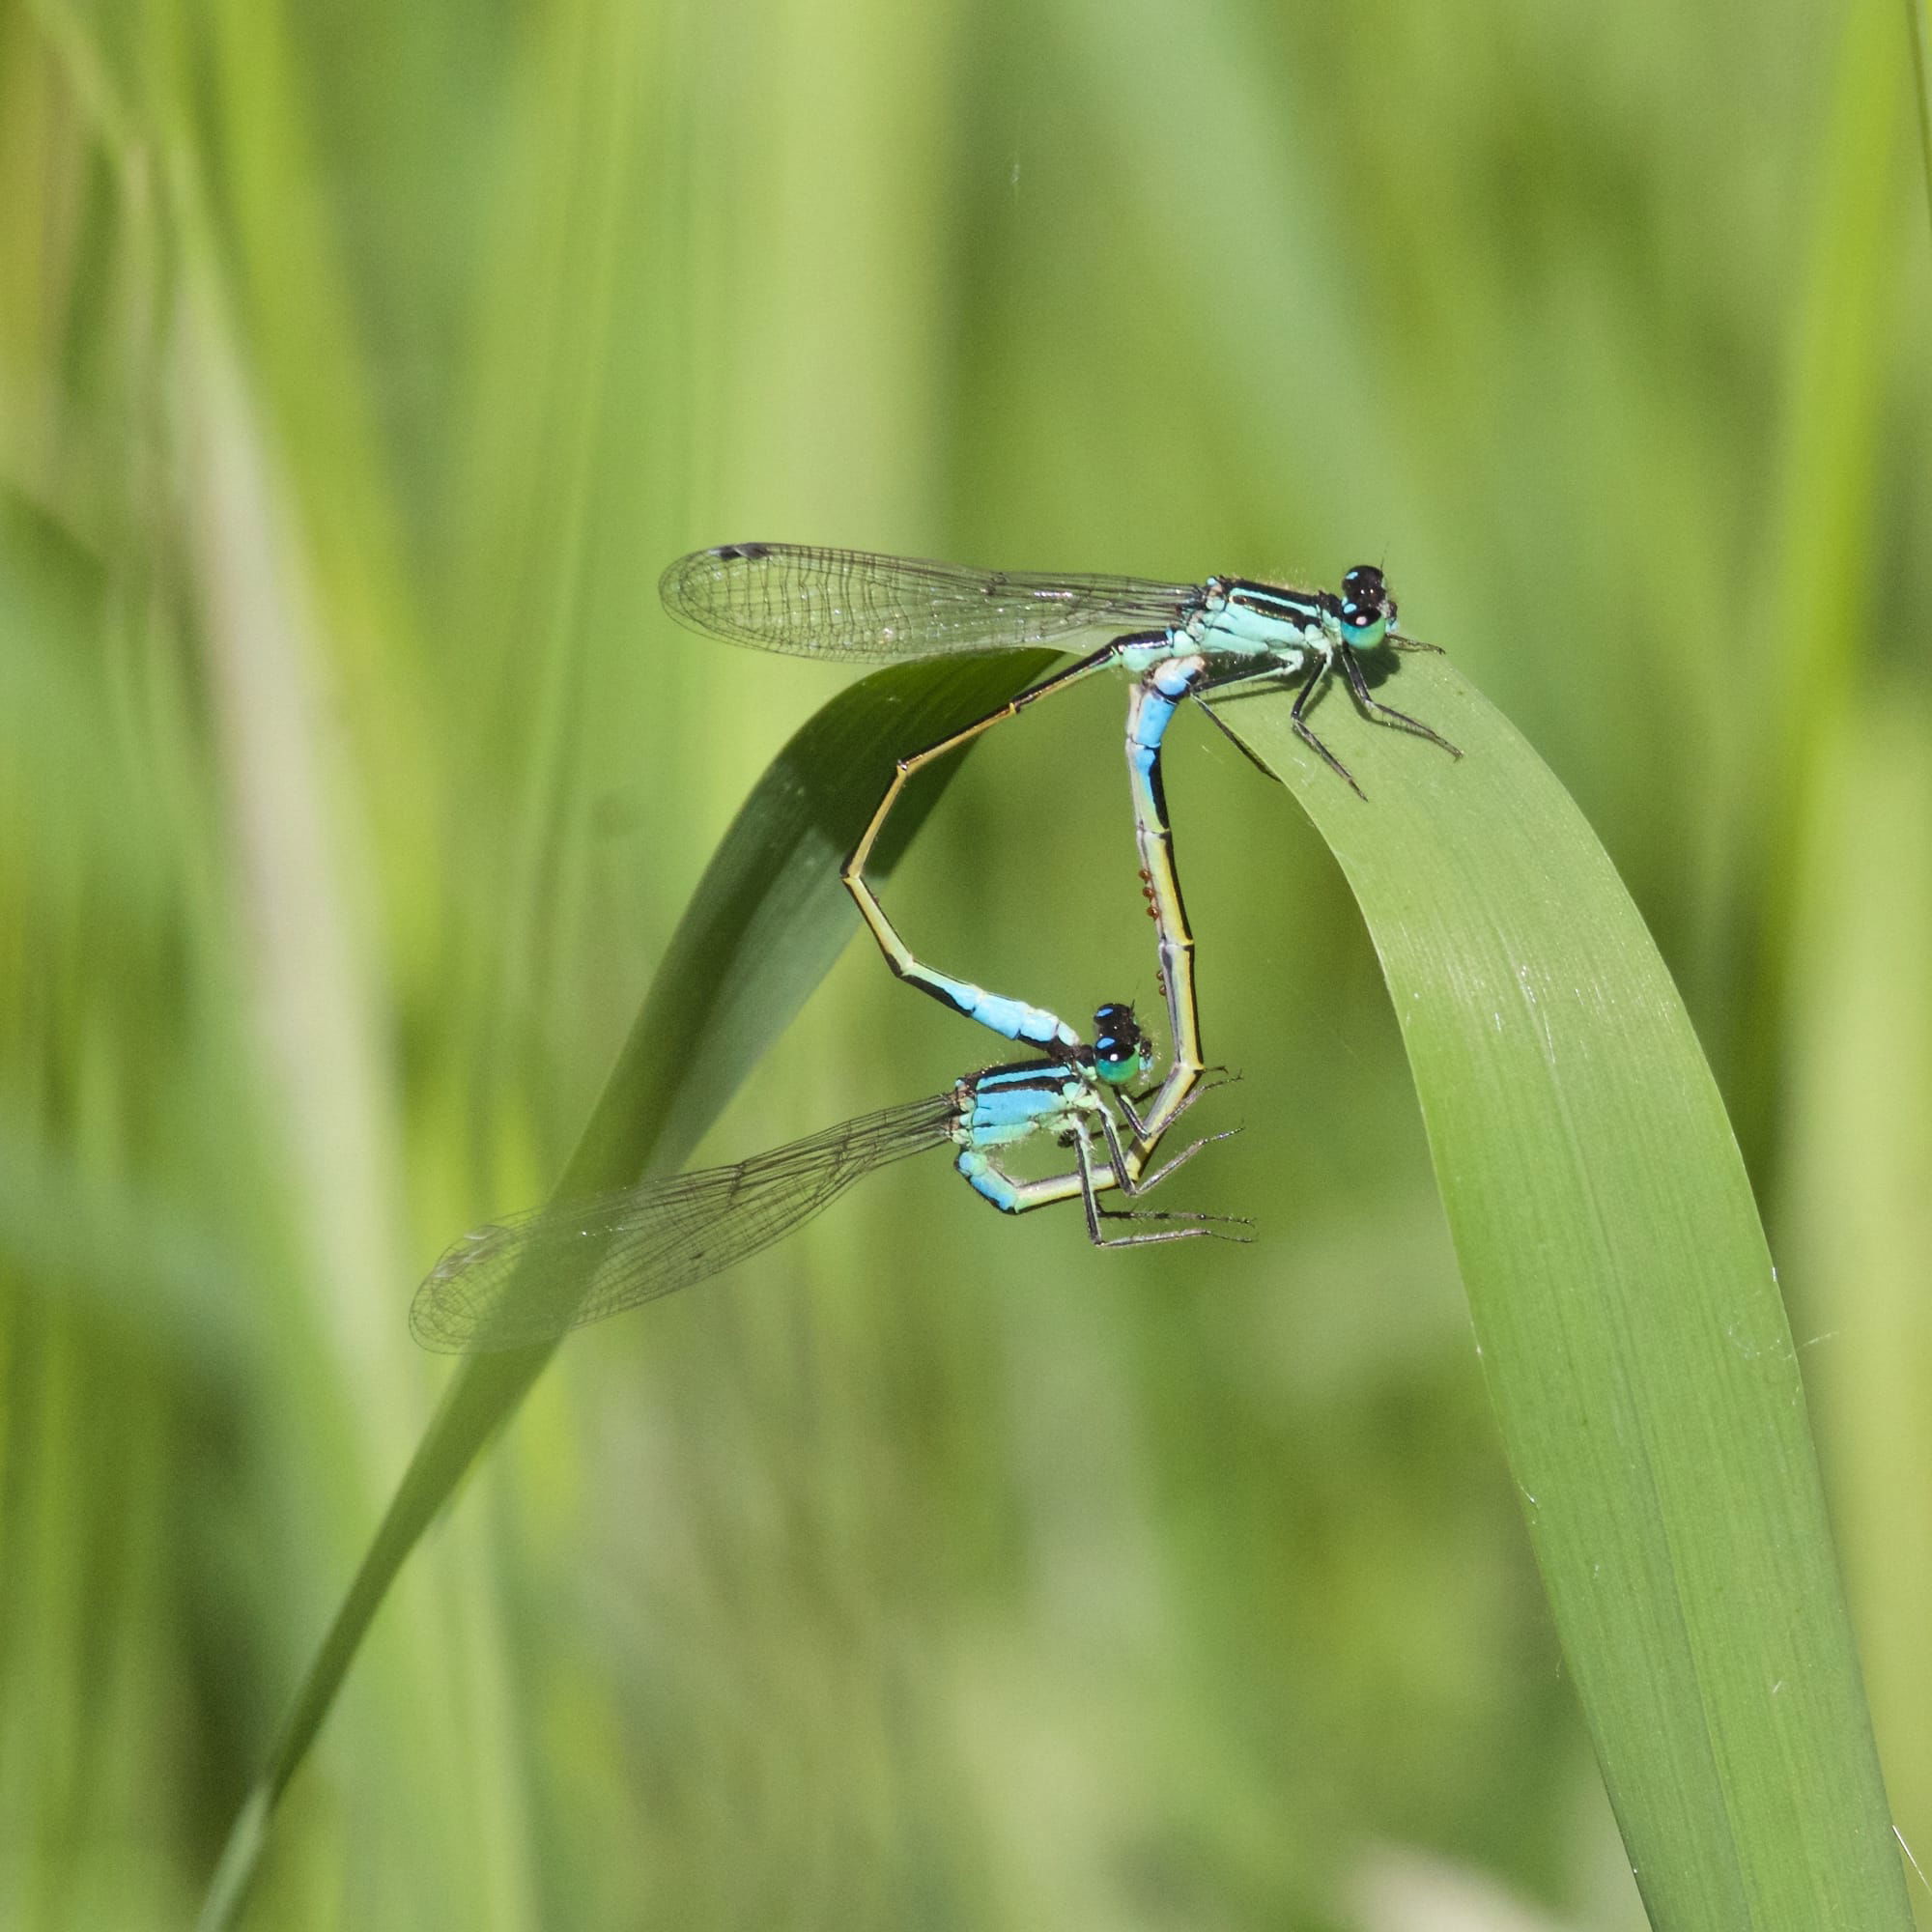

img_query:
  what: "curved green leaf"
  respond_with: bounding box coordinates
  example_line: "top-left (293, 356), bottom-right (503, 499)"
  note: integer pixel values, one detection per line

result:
top-left (1213, 656), bottom-right (1908, 1929)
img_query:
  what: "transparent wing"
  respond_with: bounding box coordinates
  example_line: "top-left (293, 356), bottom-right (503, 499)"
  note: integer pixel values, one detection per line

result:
top-left (411, 1093), bottom-right (960, 1353)
top-left (658, 543), bottom-right (1203, 663)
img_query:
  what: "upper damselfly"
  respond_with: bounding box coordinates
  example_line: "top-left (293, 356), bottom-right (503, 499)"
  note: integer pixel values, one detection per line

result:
top-left (657, 544), bottom-right (1452, 799)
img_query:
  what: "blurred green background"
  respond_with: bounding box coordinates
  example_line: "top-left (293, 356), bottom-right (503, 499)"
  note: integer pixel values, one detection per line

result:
top-left (4, 0), bottom-right (1930, 1926)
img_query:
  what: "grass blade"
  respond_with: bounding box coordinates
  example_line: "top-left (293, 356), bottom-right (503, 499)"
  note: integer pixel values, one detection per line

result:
top-left (1909, 0), bottom-right (1932, 232)
top-left (1211, 657), bottom-right (1909, 1927)
top-left (196, 650), bottom-right (1055, 1930)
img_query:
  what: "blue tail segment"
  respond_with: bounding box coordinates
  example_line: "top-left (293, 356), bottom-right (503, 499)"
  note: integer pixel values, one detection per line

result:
top-left (923, 973), bottom-right (1078, 1049)
top-left (1128, 656), bottom-right (1207, 822)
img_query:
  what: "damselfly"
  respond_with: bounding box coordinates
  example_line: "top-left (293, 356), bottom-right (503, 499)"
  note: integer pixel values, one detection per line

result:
top-left (411, 1004), bottom-right (1236, 1353)
top-left (658, 543), bottom-right (1457, 1158)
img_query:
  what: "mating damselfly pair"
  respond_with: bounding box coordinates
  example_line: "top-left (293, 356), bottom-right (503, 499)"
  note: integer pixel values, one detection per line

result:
top-left (411, 544), bottom-right (1458, 1352)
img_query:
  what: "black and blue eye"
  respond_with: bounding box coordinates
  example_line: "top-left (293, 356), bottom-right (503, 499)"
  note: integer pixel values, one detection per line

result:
top-left (1091, 1002), bottom-right (1152, 1087)
top-left (1337, 564), bottom-right (1391, 649)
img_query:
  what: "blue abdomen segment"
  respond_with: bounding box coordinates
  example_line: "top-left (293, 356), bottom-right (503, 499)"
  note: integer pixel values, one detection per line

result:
top-left (952, 1067), bottom-right (1083, 1212)
top-left (965, 1066), bottom-right (1076, 1135)
top-left (1128, 656), bottom-right (1209, 826)
top-left (956, 1147), bottom-right (1023, 1211)
top-left (924, 973), bottom-right (1077, 1049)
top-left (1128, 657), bottom-right (1202, 774)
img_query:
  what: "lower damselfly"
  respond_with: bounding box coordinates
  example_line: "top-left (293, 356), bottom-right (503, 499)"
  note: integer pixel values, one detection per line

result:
top-left (410, 1004), bottom-right (1238, 1353)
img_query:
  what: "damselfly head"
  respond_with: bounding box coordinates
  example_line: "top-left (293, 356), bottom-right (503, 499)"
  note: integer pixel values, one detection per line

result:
top-left (1336, 563), bottom-right (1395, 651)
top-left (1090, 1001), bottom-right (1154, 1089)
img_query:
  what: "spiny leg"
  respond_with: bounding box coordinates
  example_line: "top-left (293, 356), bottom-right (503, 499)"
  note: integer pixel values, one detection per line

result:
top-left (1070, 1118), bottom-right (1218, 1248)
top-left (1195, 654), bottom-right (1366, 800)
top-left (1192, 697), bottom-right (1279, 782)
top-left (1336, 645), bottom-right (1462, 758)
top-left (841, 646), bottom-right (1122, 1050)
top-left (1094, 1095), bottom-right (1245, 1208)
top-left (1134, 1126), bottom-right (1246, 1199)
top-left (1115, 1063), bottom-right (1223, 1142)
top-left (1289, 651), bottom-right (1366, 799)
